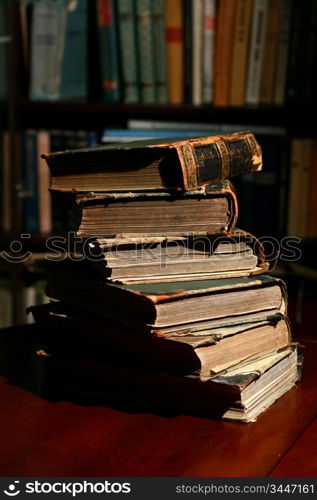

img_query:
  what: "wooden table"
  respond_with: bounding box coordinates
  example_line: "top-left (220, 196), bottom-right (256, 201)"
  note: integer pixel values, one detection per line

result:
top-left (1, 325), bottom-right (317, 477)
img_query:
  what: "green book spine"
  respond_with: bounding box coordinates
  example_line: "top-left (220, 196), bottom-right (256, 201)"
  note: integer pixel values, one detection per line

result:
top-left (153, 0), bottom-right (168, 103)
top-left (60, 0), bottom-right (88, 99)
top-left (117, 0), bottom-right (140, 103)
top-left (97, 0), bottom-right (121, 102)
top-left (136, 0), bottom-right (156, 103)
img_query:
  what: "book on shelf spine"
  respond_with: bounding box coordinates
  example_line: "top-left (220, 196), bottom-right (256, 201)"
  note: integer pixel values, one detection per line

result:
top-left (136, 0), bottom-right (157, 103)
top-left (272, 0), bottom-right (293, 106)
top-left (29, 0), bottom-right (68, 101)
top-left (60, 0), bottom-right (88, 99)
top-left (259, 0), bottom-right (283, 105)
top-left (296, 139), bottom-right (313, 238)
top-left (306, 141), bottom-right (317, 237)
top-left (284, 1), bottom-right (306, 104)
top-left (229, 0), bottom-right (253, 107)
top-left (165, 0), bottom-right (184, 104)
top-left (0, 278), bottom-right (12, 329)
top-left (213, 0), bottom-right (237, 107)
top-left (97, 0), bottom-right (121, 102)
top-left (22, 130), bottom-right (38, 234)
top-left (117, 0), bottom-right (140, 103)
top-left (0, 0), bottom-right (9, 100)
top-left (202, 0), bottom-right (216, 104)
top-left (245, 0), bottom-right (268, 106)
top-left (192, 0), bottom-right (204, 105)
top-left (153, 0), bottom-right (168, 104)
top-left (298, 0), bottom-right (317, 106)
top-left (183, 0), bottom-right (193, 103)
top-left (37, 130), bottom-right (52, 235)
top-left (2, 131), bottom-right (11, 233)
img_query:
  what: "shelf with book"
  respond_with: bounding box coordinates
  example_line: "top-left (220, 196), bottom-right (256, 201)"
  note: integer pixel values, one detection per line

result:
top-left (9, 100), bottom-right (317, 136)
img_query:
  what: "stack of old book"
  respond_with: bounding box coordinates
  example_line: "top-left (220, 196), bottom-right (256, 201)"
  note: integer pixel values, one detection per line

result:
top-left (29, 132), bottom-right (302, 423)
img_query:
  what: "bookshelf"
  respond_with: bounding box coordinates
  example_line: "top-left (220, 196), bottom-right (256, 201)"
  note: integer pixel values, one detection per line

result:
top-left (1, 0), bottom-right (317, 327)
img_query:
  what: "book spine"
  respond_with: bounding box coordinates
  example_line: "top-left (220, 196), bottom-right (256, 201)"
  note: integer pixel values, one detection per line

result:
top-left (192, 0), bottom-right (204, 105)
top-left (245, 0), bottom-right (268, 105)
top-left (97, 0), bottom-right (121, 102)
top-left (60, 0), bottom-right (88, 99)
top-left (306, 140), bottom-right (317, 237)
top-left (272, 0), bottom-right (292, 106)
top-left (296, 139), bottom-right (313, 238)
top-left (229, 0), bottom-right (253, 107)
top-left (202, 0), bottom-right (216, 104)
top-left (213, 0), bottom-right (237, 107)
top-left (259, 0), bottom-right (283, 105)
top-left (136, 0), bottom-right (157, 103)
top-left (287, 138), bottom-right (303, 236)
top-left (29, 0), bottom-right (68, 101)
top-left (153, 0), bottom-right (168, 104)
top-left (183, 0), bottom-right (193, 103)
top-left (176, 134), bottom-right (262, 190)
top-left (117, 0), bottom-right (140, 103)
top-left (165, 0), bottom-right (184, 104)
top-left (0, 1), bottom-right (9, 100)
top-left (37, 130), bottom-right (52, 235)
top-left (2, 131), bottom-right (11, 233)
top-left (284, 0), bottom-right (302, 104)
top-left (22, 130), bottom-right (39, 234)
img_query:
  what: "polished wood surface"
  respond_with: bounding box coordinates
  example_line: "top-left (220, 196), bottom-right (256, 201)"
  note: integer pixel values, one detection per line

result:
top-left (1, 325), bottom-right (317, 477)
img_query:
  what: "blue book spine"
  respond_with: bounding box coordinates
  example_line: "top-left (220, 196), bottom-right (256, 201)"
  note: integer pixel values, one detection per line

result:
top-left (97, 0), bottom-right (121, 102)
top-left (60, 0), bottom-right (88, 99)
top-left (22, 130), bottom-right (39, 233)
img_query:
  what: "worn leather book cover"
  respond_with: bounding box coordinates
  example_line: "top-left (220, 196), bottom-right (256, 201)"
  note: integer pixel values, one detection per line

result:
top-left (75, 181), bottom-right (238, 237)
top-left (43, 132), bottom-right (262, 192)
top-left (30, 301), bottom-right (290, 380)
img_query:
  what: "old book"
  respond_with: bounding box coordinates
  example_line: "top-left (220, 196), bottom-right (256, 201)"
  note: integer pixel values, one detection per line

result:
top-left (38, 344), bottom-right (301, 422)
top-left (44, 263), bottom-right (287, 335)
top-left (43, 132), bottom-right (262, 192)
top-left (165, 0), bottom-right (184, 104)
top-left (202, 0), bottom-right (216, 104)
top-left (75, 182), bottom-right (237, 237)
top-left (117, 0), bottom-right (140, 103)
top-left (259, 0), bottom-right (283, 105)
top-left (30, 301), bottom-right (290, 379)
top-left (153, 0), bottom-right (168, 103)
top-left (192, 0), bottom-right (204, 105)
top-left (229, 0), bottom-right (253, 107)
top-left (273, 0), bottom-right (292, 106)
top-left (60, 0), bottom-right (88, 99)
top-left (306, 141), bottom-right (317, 237)
top-left (213, 0), bottom-right (237, 107)
top-left (37, 130), bottom-right (52, 234)
top-left (97, 0), bottom-right (121, 102)
top-left (136, 0), bottom-right (157, 103)
top-left (88, 230), bottom-right (269, 283)
top-left (245, 0), bottom-right (268, 105)
top-left (29, 0), bottom-right (67, 100)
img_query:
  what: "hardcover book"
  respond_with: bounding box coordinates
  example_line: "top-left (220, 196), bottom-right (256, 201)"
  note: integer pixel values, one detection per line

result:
top-left (30, 301), bottom-right (290, 379)
top-left (38, 343), bottom-right (301, 422)
top-left (87, 229), bottom-right (270, 283)
top-left (75, 181), bottom-right (238, 237)
top-left (43, 132), bottom-right (262, 192)
top-left (44, 264), bottom-right (287, 336)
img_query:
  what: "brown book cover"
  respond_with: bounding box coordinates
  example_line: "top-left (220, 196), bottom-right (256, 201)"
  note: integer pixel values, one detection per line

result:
top-left (30, 301), bottom-right (291, 379)
top-left (229, 0), bottom-right (253, 107)
top-left (260, 0), bottom-right (283, 105)
top-left (37, 130), bottom-right (52, 234)
top-left (43, 132), bottom-right (262, 192)
top-left (213, 0), bottom-right (237, 107)
top-left (165, 0), bottom-right (184, 104)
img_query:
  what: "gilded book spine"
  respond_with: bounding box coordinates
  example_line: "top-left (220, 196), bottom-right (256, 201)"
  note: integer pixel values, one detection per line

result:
top-left (177, 134), bottom-right (262, 190)
top-left (136, 0), bottom-right (157, 103)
